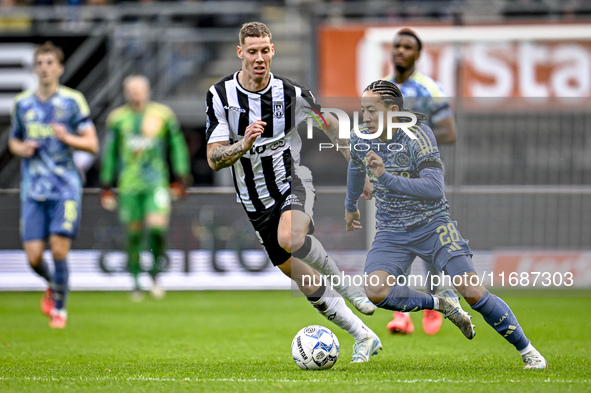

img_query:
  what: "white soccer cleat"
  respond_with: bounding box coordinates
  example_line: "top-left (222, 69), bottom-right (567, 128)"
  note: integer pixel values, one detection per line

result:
top-left (351, 332), bottom-right (382, 363)
top-left (336, 285), bottom-right (377, 316)
top-left (150, 283), bottom-right (166, 300)
top-left (435, 289), bottom-right (475, 340)
top-left (522, 348), bottom-right (547, 369)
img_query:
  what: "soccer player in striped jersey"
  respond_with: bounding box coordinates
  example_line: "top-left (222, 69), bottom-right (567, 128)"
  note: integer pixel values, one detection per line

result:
top-left (345, 80), bottom-right (547, 369)
top-left (384, 28), bottom-right (457, 335)
top-left (100, 75), bottom-right (191, 300)
top-left (205, 22), bottom-right (381, 363)
top-left (9, 42), bottom-right (98, 328)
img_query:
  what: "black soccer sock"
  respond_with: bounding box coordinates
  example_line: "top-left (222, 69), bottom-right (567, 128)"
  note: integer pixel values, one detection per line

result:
top-left (148, 227), bottom-right (166, 280)
top-left (127, 230), bottom-right (142, 291)
top-left (31, 260), bottom-right (52, 283)
top-left (306, 283), bottom-right (326, 303)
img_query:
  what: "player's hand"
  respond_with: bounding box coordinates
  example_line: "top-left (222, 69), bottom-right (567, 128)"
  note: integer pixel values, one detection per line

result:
top-left (361, 176), bottom-right (374, 200)
top-left (100, 189), bottom-right (117, 211)
top-left (52, 123), bottom-right (70, 145)
top-left (366, 151), bottom-right (385, 178)
top-left (242, 120), bottom-right (266, 152)
top-left (170, 182), bottom-right (186, 201)
top-left (19, 140), bottom-right (39, 158)
top-left (345, 210), bottom-right (362, 231)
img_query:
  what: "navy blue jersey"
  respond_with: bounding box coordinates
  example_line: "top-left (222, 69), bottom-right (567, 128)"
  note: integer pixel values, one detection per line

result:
top-left (10, 86), bottom-right (94, 202)
top-left (348, 123), bottom-right (449, 232)
top-left (386, 70), bottom-right (452, 128)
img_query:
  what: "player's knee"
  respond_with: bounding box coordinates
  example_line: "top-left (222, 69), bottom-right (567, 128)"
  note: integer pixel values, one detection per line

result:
top-left (28, 254), bottom-right (43, 267)
top-left (365, 284), bottom-right (388, 305)
top-left (277, 228), bottom-right (305, 254)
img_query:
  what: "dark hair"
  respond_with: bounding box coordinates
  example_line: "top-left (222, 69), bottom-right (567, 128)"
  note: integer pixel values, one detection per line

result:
top-left (363, 80), bottom-right (428, 122)
top-left (239, 22), bottom-right (272, 46)
top-left (395, 28), bottom-right (422, 52)
top-left (34, 41), bottom-right (64, 64)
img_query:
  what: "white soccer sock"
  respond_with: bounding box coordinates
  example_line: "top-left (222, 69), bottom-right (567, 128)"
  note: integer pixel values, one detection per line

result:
top-left (309, 287), bottom-right (371, 342)
top-left (300, 236), bottom-right (342, 277)
top-left (519, 343), bottom-right (535, 356)
top-left (433, 297), bottom-right (440, 311)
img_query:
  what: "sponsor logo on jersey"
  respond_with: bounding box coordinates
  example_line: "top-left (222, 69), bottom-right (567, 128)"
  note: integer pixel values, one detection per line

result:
top-left (223, 105), bottom-right (246, 113)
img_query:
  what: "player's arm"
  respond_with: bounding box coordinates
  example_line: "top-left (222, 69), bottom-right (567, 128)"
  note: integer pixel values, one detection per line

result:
top-left (431, 115), bottom-right (456, 144)
top-left (366, 150), bottom-right (444, 201)
top-left (8, 98), bottom-right (39, 158)
top-left (426, 84), bottom-right (456, 144)
top-left (56, 92), bottom-right (98, 153)
top-left (207, 121), bottom-right (264, 171)
top-left (166, 112), bottom-right (192, 199)
top-left (344, 159), bottom-right (366, 231)
top-left (99, 121), bottom-right (119, 211)
top-left (53, 123), bottom-right (98, 153)
top-left (324, 114), bottom-right (350, 162)
top-left (9, 138), bottom-right (39, 158)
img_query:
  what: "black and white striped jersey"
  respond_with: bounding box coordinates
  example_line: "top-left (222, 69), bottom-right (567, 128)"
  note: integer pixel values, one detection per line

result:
top-left (205, 72), bottom-right (320, 213)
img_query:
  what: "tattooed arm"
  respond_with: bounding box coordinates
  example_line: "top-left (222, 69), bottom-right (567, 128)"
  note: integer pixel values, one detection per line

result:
top-left (207, 120), bottom-right (266, 171)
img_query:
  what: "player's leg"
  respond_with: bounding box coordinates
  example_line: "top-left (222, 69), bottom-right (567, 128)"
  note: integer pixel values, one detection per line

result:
top-left (48, 234), bottom-right (71, 328)
top-left (366, 230), bottom-right (474, 339)
top-left (278, 257), bottom-right (381, 363)
top-left (422, 259), bottom-right (443, 335)
top-left (250, 203), bottom-right (380, 363)
top-left (119, 194), bottom-right (144, 299)
top-left (386, 264), bottom-right (415, 335)
top-left (46, 198), bottom-right (80, 328)
top-left (276, 183), bottom-right (375, 315)
top-left (444, 257), bottom-right (547, 369)
top-left (145, 187), bottom-right (171, 299)
top-left (22, 199), bottom-right (53, 314)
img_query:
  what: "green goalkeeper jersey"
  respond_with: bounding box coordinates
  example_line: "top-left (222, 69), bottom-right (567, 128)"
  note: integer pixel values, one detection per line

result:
top-left (100, 102), bottom-right (190, 194)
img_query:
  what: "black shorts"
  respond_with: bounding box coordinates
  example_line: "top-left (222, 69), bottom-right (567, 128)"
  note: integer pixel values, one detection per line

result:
top-left (247, 179), bottom-right (315, 266)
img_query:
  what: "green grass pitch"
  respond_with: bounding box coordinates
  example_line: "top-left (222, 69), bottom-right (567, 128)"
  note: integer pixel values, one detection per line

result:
top-left (1, 290), bottom-right (590, 392)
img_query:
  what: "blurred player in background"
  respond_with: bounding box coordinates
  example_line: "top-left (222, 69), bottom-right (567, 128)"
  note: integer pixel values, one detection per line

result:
top-left (206, 22), bottom-right (382, 363)
top-left (345, 80), bottom-right (546, 369)
top-left (9, 41), bottom-right (98, 328)
top-left (100, 75), bottom-right (191, 300)
top-left (384, 28), bottom-right (457, 335)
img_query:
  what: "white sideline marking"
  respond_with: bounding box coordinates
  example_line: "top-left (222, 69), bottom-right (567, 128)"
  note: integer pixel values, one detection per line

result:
top-left (0, 377), bottom-right (589, 384)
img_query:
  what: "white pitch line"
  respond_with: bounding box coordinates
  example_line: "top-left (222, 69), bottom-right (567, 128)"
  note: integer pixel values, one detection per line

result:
top-left (0, 377), bottom-right (589, 384)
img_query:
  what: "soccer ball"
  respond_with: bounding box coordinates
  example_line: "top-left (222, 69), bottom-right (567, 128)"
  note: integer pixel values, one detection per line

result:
top-left (291, 325), bottom-right (340, 370)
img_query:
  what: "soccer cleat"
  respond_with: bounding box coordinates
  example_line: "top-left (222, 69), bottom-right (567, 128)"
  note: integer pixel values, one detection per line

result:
top-left (130, 290), bottom-right (145, 302)
top-left (387, 312), bottom-right (414, 334)
top-left (150, 283), bottom-right (166, 300)
top-left (49, 309), bottom-right (67, 329)
top-left (522, 349), bottom-right (547, 369)
top-left (336, 285), bottom-right (376, 315)
top-left (351, 332), bottom-right (382, 363)
top-left (422, 309), bottom-right (443, 335)
top-left (40, 288), bottom-right (54, 316)
top-left (435, 289), bottom-right (475, 339)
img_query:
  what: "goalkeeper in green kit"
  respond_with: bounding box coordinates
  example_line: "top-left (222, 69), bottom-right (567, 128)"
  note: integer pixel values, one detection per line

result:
top-left (100, 75), bottom-right (191, 300)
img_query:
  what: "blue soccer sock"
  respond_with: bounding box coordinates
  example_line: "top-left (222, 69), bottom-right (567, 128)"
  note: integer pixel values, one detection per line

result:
top-left (31, 260), bottom-right (52, 284)
top-left (52, 259), bottom-right (69, 310)
top-left (376, 284), bottom-right (434, 312)
top-left (471, 290), bottom-right (530, 351)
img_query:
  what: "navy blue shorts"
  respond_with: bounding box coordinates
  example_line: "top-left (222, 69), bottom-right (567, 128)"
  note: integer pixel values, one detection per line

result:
top-left (365, 215), bottom-right (473, 277)
top-left (21, 198), bottom-right (81, 242)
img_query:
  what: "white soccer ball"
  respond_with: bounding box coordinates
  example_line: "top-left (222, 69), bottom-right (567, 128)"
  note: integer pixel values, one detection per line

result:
top-left (291, 325), bottom-right (340, 370)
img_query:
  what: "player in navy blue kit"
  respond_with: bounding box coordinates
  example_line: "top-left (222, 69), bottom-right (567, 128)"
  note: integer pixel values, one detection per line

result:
top-left (9, 42), bottom-right (98, 328)
top-left (385, 28), bottom-right (456, 334)
top-left (345, 80), bottom-right (547, 369)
